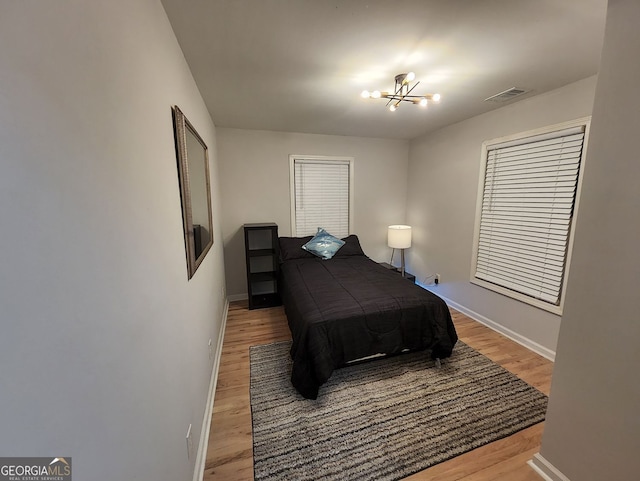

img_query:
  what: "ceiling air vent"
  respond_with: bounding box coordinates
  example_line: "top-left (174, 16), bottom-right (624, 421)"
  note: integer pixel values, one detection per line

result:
top-left (484, 87), bottom-right (529, 103)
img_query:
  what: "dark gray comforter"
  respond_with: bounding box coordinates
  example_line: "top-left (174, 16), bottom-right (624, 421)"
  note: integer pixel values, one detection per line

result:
top-left (279, 251), bottom-right (458, 399)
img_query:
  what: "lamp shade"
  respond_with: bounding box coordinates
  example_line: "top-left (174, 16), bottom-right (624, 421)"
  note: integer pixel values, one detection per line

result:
top-left (388, 225), bottom-right (412, 249)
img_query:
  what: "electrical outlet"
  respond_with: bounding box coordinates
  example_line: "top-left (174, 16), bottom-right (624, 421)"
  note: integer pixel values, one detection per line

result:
top-left (186, 424), bottom-right (193, 460)
top-left (435, 273), bottom-right (441, 284)
top-left (221, 285), bottom-right (226, 299)
top-left (208, 338), bottom-right (213, 360)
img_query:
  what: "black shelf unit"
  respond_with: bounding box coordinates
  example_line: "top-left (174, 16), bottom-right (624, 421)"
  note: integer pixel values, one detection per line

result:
top-left (243, 223), bottom-right (281, 309)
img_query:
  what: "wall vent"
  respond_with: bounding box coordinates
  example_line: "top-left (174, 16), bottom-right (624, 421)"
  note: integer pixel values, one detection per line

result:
top-left (484, 87), bottom-right (529, 102)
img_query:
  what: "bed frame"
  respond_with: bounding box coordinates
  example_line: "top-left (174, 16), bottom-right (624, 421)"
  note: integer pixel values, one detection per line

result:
top-left (278, 235), bottom-right (458, 399)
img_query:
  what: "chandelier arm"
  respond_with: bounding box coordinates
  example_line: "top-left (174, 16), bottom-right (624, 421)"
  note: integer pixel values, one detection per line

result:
top-left (380, 94), bottom-right (434, 103)
top-left (385, 80), bottom-right (406, 106)
top-left (403, 80), bottom-right (420, 97)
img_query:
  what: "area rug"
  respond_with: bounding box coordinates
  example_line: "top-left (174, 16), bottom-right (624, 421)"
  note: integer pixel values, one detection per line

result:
top-left (250, 340), bottom-right (547, 481)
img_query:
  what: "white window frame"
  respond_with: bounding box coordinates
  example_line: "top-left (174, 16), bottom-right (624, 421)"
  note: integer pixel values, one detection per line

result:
top-left (470, 118), bottom-right (590, 315)
top-left (289, 154), bottom-right (354, 237)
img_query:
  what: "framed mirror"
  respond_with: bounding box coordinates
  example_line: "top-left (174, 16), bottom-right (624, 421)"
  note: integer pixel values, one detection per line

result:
top-left (172, 106), bottom-right (214, 279)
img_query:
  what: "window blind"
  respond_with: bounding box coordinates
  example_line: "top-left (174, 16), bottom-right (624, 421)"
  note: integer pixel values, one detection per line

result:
top-left (293, 158), bottom-right (351, 238)
top-left (474, 125), bottom-right (585, 307)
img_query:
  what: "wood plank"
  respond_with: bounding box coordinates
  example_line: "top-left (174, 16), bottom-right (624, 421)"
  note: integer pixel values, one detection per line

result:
top-left (203, 301), bottom-right (552, 481)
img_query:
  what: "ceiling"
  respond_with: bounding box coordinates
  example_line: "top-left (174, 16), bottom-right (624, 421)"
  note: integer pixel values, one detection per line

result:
top-left (161, 0), bottom-right (607, 140)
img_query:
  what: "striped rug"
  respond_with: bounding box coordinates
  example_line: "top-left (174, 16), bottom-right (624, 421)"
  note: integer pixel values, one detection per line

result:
top-left (250, 340), bottom-right (547, 481)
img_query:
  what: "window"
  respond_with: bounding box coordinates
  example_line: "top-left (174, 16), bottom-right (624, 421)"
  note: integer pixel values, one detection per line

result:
top-left (471, 119), bottom-right (589, 314)
top-left (289, 155), bottom-right (354, 238)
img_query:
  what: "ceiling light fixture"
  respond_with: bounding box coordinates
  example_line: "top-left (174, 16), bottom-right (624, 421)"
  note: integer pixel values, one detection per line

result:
top-left (361, 72), bottom-right (441, 111)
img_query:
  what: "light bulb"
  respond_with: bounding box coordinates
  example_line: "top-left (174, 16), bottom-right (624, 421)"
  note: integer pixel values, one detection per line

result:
top-left (372, 90), bottom-right (381, 99)
top-left (389, 104), bottom-right (397, 112)
top-left (406, 72), bottom-right (416, 82)
top-left (419, 98), bottom-right (428, 107)
top-left (432, 93), bottom-right (441, 102)
top-left (361, 90), bottom-right (371, 98)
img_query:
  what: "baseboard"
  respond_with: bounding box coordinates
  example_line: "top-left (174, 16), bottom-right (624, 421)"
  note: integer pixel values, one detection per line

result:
top-left (192, 298), bottom-right (229, 481)
top-left (227, 293), bottom-right (248, 302)
top-left (528, 453), bottom-right (572, 481)
top-left (425, 289), bottom-right (556, 361)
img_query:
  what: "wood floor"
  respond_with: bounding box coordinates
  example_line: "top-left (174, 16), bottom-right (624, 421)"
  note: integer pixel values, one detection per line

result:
top-left (203, 301), bottom-right (553, 481)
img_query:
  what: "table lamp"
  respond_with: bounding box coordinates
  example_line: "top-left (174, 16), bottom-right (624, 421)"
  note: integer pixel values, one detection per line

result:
top-left (388, 225), bottom-right (412, 277)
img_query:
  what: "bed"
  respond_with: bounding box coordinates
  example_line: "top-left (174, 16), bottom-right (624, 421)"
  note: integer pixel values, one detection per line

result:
top-left (278, 234), bottom-right (458, 399)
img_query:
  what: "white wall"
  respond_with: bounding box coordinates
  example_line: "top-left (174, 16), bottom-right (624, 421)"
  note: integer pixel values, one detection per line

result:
top-left (217, 128), bottom-right (409, 297)
top-left (406, 76), bottom-right (597, 354)
top-left (0, 2), bottom-right (225, 480)
top-left (533, 1), bottom-right (640, 479)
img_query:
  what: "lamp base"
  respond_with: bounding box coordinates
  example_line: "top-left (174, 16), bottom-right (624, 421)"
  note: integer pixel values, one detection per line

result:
top-left (389, 248), bottom-right (406, 276)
